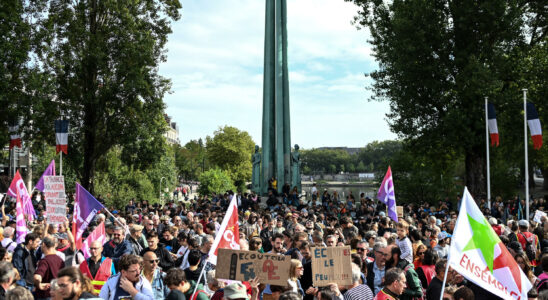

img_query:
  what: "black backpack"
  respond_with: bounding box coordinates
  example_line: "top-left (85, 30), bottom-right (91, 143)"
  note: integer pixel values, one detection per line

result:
top-left (519, 232), bottom-right (537, 262)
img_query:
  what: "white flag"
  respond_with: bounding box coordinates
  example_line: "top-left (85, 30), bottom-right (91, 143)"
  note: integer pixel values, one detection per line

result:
top-left (448, 187), bottom-right (532, 299)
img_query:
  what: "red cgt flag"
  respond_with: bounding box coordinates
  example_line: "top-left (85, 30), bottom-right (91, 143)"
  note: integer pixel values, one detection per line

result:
top-left (207, 195), bottom-right (240, 265)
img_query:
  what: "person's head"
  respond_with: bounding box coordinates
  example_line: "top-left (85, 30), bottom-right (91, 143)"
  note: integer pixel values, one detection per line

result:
top-left (111, 226), bottom-right (125, 244)
top-left (5, 286), bottom-right (34, 300)
top-left (3, 227), bottom-right (14, 239)
top-left (249, 237), bottom-right (263, 251)
top-left (415, 244), bottom-right (427, 261)
top-left (164, 268), bottom-right (189, 292)
top-left (89, 241), bottom-right (103, 260)
top-left (0, 261), bottom-right (14, 288)
top-left (289, 259), bottom-right (303, 280)
top-left (508, 241), bottom-right (523, 257)
top-left (162, 229), bottom-right (173, 241)
top-left (145, 219), bottom-right (154, 231)
top-left (42, 236), bottom-right (58, 254)
top-left (119, 254), bottom-right (142, 283)
top-left (384, 267), bottom-right (406, 295)
top-left (278, 291), bottom-right (301, 300)
top-left (188, 249), bottom-right (201, 267)
top-left (356, 240), bottom-right (368, 259)
top-left (316, 288), bottom-right (335, 300)
top-left (143, 251), bottom-right (159, 272)
top-left (349, 263), bottom-right (361, 287)
top-left (423, 248), bottom-right (437, 266)
top-left (56, 267), bottom-right (93, 300)
top-left (396, 220), bottom-right (409, 239)
top-left (519, 220), bottom-right (530, 232)
top-left (298, 241), bottom-right (311, 261)
top-left (515, 252), bottom-right (533, 277)
top-left (146, 231), bottom-right (159, 249)
top-left (272, 233), bottom-right (284, 253)
top-left (435, 259), bottom-right (447, 278)
top-left (206, 270), bottom-right (223, 292)
top-left (453, 286), bottom-right (474, 300)
top-left (23, 233), bottom-right (40, 251)
top-left (373, 239), bottom-right (388, 267)
top-left (130, 224), bottom-right (143, 240)
top-left (224, 282), bottom-right (249, 300)
top-left (201, 235), bottom-right (214, 252)
top-left (325, 235), bottom-right (337, 247)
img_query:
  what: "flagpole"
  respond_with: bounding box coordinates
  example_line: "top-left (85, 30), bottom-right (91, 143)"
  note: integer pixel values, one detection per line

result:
top-left (190, 262), bottom-right (209, 300)
top-left (485, 97), bottom-right (491, 209)
top-left (523, 89), bottom-right (529, 221)
top-left (60, 152), bottom-right (63, 176)
top-left (439, 255), bottom-right (451, 300)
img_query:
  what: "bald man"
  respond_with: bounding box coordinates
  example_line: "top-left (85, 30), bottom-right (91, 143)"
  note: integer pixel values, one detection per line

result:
top-left (79, 241), bottom-right (116, 295)
top-left (142, 251), bottom-right (170, 299)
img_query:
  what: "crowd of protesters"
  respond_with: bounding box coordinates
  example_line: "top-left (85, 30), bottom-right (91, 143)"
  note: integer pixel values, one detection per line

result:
top-left (0, 183), bottom-right (545, 300)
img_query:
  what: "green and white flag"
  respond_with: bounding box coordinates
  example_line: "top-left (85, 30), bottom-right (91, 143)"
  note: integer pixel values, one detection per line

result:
top-left (448, 187), bottom-right (532, 300)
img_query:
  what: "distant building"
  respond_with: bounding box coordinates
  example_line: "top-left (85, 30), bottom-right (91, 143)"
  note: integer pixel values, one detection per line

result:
top-left (163, 115), bottom-right (180, 145)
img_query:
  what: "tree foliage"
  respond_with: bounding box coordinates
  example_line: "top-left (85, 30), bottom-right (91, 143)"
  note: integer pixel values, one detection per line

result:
top-left (29, 0), bottom-right (181, 193)
top-left (206, 126), bottom-right (255, 189)
top-left (348, 0), bottom-right (547, 197)
top-left (197, 169), bottom-right (235, 196)
top-left (174, 139), bottom-right (207, 181)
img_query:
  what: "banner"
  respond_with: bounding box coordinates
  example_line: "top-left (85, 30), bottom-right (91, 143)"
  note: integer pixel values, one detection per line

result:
top-left (35, 160), bottom-right (56, 192)
top-left (377, 166), bottom-right (398, 222)
top-left (15, 190), bottom-right (27, 243)
top-left (216, 249), bottom-right (290, 286)
top-left (73, 183), bottom-right (105, 249)
top-left (311, 247), bottom-right (352, 286)
top-left (7, 170), bottom-right (36, 220)
top-left (44, 176), bottom-right (67, 225)
top-left (448, 187), bottom-right (532, 300)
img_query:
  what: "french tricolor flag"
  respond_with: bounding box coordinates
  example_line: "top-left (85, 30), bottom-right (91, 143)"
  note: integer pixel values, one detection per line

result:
top-left (55, 120), bottom-right (69, 154)
top-left (487, 103), bottom-right (499, 147)
top-left (526, 102), bottom-right (542, 150)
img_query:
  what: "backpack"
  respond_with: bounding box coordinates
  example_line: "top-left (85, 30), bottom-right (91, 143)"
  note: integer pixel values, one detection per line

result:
top-left (537, 278), bottom-right (548, 293)
top-left (519, 232), bottom-right (537, 261)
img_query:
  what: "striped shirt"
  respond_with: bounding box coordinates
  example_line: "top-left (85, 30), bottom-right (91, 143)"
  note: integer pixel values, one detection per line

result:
top-left (344, 284), bottom-right (374, 300)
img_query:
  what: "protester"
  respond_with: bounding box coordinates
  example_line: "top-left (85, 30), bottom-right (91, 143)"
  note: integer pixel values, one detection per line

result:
top-left (12, 233), bottom-right (39, 290)
top-left (141, 251), bottom-right (169, 299)
top-left (55, 267), bottom-right (102, 299)
top-left (163, 268), bottom-right (189, 300)
top-left (373, 267), bottom-right (406, 300)
top-left (343, 263), bottom-right (374, 300)
top-left (79, 240), bottom-right (115, 295)
top-left (0, 261), bottom-right (15, 299)
top-left (102, 226), bottom-right (132, 271)
top-left (34, 236), bottom-right (65, 300)
top-left (99, 254), bottom-right (153, 300)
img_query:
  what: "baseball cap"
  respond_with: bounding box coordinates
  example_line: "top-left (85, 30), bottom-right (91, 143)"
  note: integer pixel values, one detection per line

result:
top-left (518, 220), bottom-right (529, 227)
top-left (224, 283), bottom-right (249, 300)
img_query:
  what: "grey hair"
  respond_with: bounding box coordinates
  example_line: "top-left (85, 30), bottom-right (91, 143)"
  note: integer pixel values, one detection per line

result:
top-left (42, 236), bottom-right (58, 249)
top-left (5, 286), bottom-right (33, 300)
top-left (351, 263), bottom-right (361, 284)
top-left (203, 235), bottom-right (214, 244)
top-left (0, 261), bottom-right (14, 284)
top-left (206, 270), bottom-right (219, 287)
top-left (373, 238), bottom-right (387, 252)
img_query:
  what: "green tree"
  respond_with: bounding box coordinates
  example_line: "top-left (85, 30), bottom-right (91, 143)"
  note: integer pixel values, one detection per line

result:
top-left (32, 0), bottom-right (181, 193)
top-left (349, 0), bottom-right (532, 196)
top-left (197, 169), bottom-right (235, 196)
top-left (206, 126), bottom-right (255, 189)
top-left (358, 140), bottom-right (402, 171)
top-left (174, 139), bottom-right (207, 181)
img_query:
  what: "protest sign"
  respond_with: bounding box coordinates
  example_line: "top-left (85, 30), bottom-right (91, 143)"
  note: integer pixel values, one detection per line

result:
top-left (311, 246), bottom-right (352, 286)
top-left (397, 206), bottom-right (404, 218)
top-left (44, 176), bottom-right (66, 225)
top-left (216, 249), bottom-right (290, 286)
top-left (534, 210), bottom-right (547, 223)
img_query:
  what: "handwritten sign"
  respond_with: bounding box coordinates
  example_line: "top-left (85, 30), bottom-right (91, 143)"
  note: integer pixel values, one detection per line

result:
top-left (311, 246), bottom-right (352, 286)
top-left (44, 176), bottom-right (66, 225)
top-left (533, 210), bottom-right (547, 223)
top-left (216, 249), bottom-right (290, 286)
top-left (397, 206), bottom-right (404, 218)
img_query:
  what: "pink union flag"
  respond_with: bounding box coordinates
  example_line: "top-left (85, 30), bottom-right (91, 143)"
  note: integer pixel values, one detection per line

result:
top-left (81, 222), bottom-right (106, 259)
top-left (448, 187), bottom-right (532, 299)
top-left (15, 189), bottom-right (28, 243)
top-left (377, 166), bottom-right (398, 222)
top-left (8, 170), bottom-right (36, 220)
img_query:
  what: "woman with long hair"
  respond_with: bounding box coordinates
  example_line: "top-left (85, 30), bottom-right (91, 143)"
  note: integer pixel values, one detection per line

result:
top-left (515, 252), bottom-right (538, 286)
top-left (416, 248), bottom-right (438, 289)
top-left (287, 259), bottom-right (304, 296)
top-left (414, 244), bottom-right (427, 269)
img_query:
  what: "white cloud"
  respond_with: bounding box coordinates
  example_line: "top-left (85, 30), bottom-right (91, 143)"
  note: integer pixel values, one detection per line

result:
top-left (160, 0), bottom-right (396, 148)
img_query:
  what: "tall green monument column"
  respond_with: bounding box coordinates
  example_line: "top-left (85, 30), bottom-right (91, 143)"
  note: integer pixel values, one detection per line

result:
top-left (261, 0), bottom-right (291, 195)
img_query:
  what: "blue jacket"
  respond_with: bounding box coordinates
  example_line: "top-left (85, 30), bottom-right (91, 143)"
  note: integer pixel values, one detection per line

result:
top-left (102, 240), bottom-right (132, 271)
top-left (147, 268), bottom-right (170, 299)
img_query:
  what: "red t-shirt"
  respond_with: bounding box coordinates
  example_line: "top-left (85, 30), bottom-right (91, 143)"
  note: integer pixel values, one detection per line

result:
top-left (34, 254), bottom-right (65, 298)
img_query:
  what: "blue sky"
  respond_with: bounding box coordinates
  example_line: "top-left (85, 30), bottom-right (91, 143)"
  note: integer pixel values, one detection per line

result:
top-left (159, 0), bottom-right (397, 149)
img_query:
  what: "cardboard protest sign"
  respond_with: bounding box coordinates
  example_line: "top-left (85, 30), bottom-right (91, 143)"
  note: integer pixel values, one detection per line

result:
top-left (533, 210), bottom-right (547, 223)
top-left (44, 176), bottom-right (67, 225)
top-left (311, 246), bottom-right (352, 286)
top-left (216, 249), bottom-right (290, 286)
top-left (396, 206), bottom-right (404, 218)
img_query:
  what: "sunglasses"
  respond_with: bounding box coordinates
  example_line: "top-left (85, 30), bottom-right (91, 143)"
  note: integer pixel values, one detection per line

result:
top-left (418, 252), bottom-right (425, 255)
top-left (148, 259), bottom-right (160, 263)
top-left (356, 248), bottom-right (366, 252)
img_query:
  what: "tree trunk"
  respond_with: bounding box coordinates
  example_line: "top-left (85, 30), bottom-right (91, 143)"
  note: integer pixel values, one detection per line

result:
top-left (465, 149), bottom-right (486, 199)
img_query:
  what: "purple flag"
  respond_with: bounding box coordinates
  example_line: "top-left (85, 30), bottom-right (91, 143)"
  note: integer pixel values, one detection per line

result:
top-left (35, 160), bottom-right (56, 192)
top-left (377, 166), bottom-right (398, 222)
top-left (72, 183), bottom-right (105, 249)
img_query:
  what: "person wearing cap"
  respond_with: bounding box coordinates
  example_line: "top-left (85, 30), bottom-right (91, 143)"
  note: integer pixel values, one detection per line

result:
top-left (102, 226), bottom-right (132, 271)
top-left (128, 224), bottom-right (146, 256)
top-left (224, 282), bottom-right (250, 300)
top-left (517, 220), bottom-right (540, 260)
top-left (433, 232), bottom-right (449, 259)
top-left (54, 218), bottom-right (78, 266)
top-left (489, 217), bottom-right (503, 236)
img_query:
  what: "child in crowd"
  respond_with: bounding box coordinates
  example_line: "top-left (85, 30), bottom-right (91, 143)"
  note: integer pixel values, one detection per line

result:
top-left (396, 220), bottom-right (413, 264)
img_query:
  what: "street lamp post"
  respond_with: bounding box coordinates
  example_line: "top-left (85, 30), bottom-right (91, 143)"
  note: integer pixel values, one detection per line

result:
top-left (159, 176), bottom-right (166, 205)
